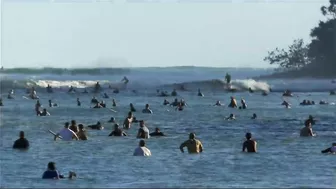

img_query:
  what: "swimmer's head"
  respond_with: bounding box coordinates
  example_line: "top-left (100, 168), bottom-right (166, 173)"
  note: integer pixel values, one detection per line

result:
top-left (155, 127), bottom-right (160, 132)
top-left (139, 140), bottom-right (145, 147)
top-left (189, 133), bottom-right (196, 140)
top-left (130, 103), bottom-right (133, 106)
top-left (230, 114), bottom-right (234, 118)
top-left (19, 131), bottom-right (25, 138)
top-left (145, 104), bottom-right (150, 108)
top-left (47, 162), bottom-right (56, 171)
top-left (128, 111), bottom-right (133, 118)
top-left (97, 121), bottom-right (101, 125)
top-left (64, 122), bottom-right (70, 128)
top-left (110, 117), bottom-right (115, 121)
top-left (245, 132), bottom-right (252, 140)
top-left (239, 107), bottom-right (242, 109)
top-left (305, 120), bottom-right (312, 127)
top-left (48, 100), bottom-right (51, 102)
top-left (333, 143), bottom-right (336, 146)
top-left (139, 120), bottom-right (145, 127)
top-left (71, 120), bottom-right (76, 125)
top-left (78, 124), bottom-right (84, 129)
top-left (114, 124), bottom-right (119, 129)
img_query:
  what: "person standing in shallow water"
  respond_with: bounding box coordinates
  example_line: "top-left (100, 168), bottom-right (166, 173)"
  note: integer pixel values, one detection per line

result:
top-left (42, 162), bottom-right (76, 179)
top-left (242, 132), bottom-right (257, 153)
top-left (13, 131), bottom-right (29, 149)
top-left (180, 133), bottom-right (203, 154)
top-left (133, 140), bottom-right (151, 156)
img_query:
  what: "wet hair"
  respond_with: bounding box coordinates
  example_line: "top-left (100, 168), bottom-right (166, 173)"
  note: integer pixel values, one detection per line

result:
top-left (64, 122), bottom-right (69, 128)
top-left (71, 120), bottom-right (76, 125)
top-left (189, 133), bottom-right (195, 140)
top-left (19, 131), bottom-right (24, 138)
top-left (145, 104), bottom-right (149, 108)
top-left (114, 124), bottom-right (119, 128)
top-left (139, 140), bottom-right (145, 147)
top-left (78, 124), bottom-right (84, 129)
top-left (155, 127), bottom-right (160, 132)
top-left (47, 162), bottom-right (56, 171)
top-left (245, 132), bottom-right (252, 140)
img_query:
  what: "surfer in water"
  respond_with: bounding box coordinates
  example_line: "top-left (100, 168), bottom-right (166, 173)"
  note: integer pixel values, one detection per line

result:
top-left (76, 124), bottom-right (88, 140)
top-left (48, 100), bottom-right (58, 107)
top-left (226, 113), bottom-right (236, 120)
top-left (130, 103), bottom-right (136, 112)
top-left (228, 96), bottom-right (238, 108)
top-left (122, 76), bottom-right (129, 84)
top-left (300, 121), bottom-right (315, 137)
top-left (281, 100), bottom-right (291, 108)
top-left (142, 104), bottom-right (153, 114)
top-left (55, 122), bottom-right (79, 141)
top-left (30, 87), bottom-right (38, 99)
top-left (94, 82), bottom-right (101, 93)
top-left (180, 133), bottom-right (203, 154)
top-left (13, 131), bottom-right (29, 149)
top-left (108, 117), bottom-right (116, 123)
top-left (171, 89), bottom-right (177, 96)
top-left (150, 127), bottom-right (165, 137)
top-left (46, 84), bottom-right (53, 93)
top-left (103, 93), bottom-right (109, 99)
top-left (242, 132), bottom-right (257, 153)
top-left (137, 120), bottom-right (150, 139)
top-left (112, 99), bottom-right (117, 107)
top-left (77, 98), bottom-right (81, 106)
top-left (69, 120), bottom-right (78, 133)
top-left (214, 100), bottom-right (222, 106)
top-left (123, 111), bottom-right (134, 130)
top-left (108, 124), bottom-right (127, 136)
top-left (321, 143), bottom-right (336, 154)
top-left (88, 121), bottom-right (104, 130)
top-left (39, 108), bottom-right (50, 116)
top-left (7, 89), bottom-right (14, 99)
top-left (163, 99), bottom-right (170, 105)
top-left (68, 86), bottom-right (76, 93)
top-left (251, 113), bottom-right (257, 119)
top-left (133, 140), bottom-right (151, 156)
top-left (91, 97), bottom-right (99, 104)
top-left (170, 99), bottom-right (179, 107)
top-left (305, 115), bottom-right (316, 125)
top-left (225, 73), bottom-right (231, 84)
top-left (35, 100), bottom-right (41, 115)
top-left (197, 89), bottom-right (204, 97)
top-left (42, 162), bottom-right (76, 179)
top-left (240, 99), bottom-right (247, 109)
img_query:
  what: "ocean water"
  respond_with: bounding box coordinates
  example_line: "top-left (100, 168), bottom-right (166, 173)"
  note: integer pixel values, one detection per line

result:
top-left (0, 67), bottom-right (335, 188)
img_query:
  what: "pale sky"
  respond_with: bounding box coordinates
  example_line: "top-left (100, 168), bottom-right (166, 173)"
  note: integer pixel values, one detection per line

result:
top-left (0, 0), bottom-right (328, 68)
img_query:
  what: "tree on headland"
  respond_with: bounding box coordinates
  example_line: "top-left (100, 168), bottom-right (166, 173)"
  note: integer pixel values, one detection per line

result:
top-left (264, 0), bottom-right (336, 76)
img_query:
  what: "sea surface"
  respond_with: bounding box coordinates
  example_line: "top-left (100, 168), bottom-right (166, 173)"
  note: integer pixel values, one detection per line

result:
top-left (0, 67), bottom-right (335, 188)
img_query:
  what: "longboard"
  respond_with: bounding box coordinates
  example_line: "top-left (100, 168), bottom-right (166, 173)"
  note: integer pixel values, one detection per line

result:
top-left (49, 130), bottom-right (63, 139)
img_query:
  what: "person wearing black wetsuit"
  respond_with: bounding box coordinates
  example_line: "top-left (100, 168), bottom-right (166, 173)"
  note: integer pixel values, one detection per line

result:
top-left (150, 127), bottom-right (165, 137)
top-left (108, 124), bottom-right (127, 136)
top-left (321, 143), bottom-right (336, 153)
top-left (242, 132), bottom-right (257, 153)
top-left (13, 131), bottom-right (29, 149)
top-left (42, 162), bottom-right (76, 179)
top-left (77, 98), bottom-right (81, 106)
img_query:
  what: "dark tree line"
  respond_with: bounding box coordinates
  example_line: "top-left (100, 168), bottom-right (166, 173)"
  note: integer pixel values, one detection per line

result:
top-left (264, 0), bottom-right (336, 73)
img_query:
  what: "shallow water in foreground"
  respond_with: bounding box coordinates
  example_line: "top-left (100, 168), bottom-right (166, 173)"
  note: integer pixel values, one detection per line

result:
top-left (1, 89), bottom-right (336, 188)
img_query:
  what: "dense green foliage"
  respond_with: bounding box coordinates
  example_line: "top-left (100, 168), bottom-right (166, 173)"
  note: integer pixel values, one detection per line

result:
top-left (264, 0), bottom-right (335, 73)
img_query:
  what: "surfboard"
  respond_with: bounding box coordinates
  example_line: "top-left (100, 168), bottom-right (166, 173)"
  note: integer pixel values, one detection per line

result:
top-left (109, 108), bottom-right (117, 113)
top-left (49, 130), bottom-right (63, 139)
